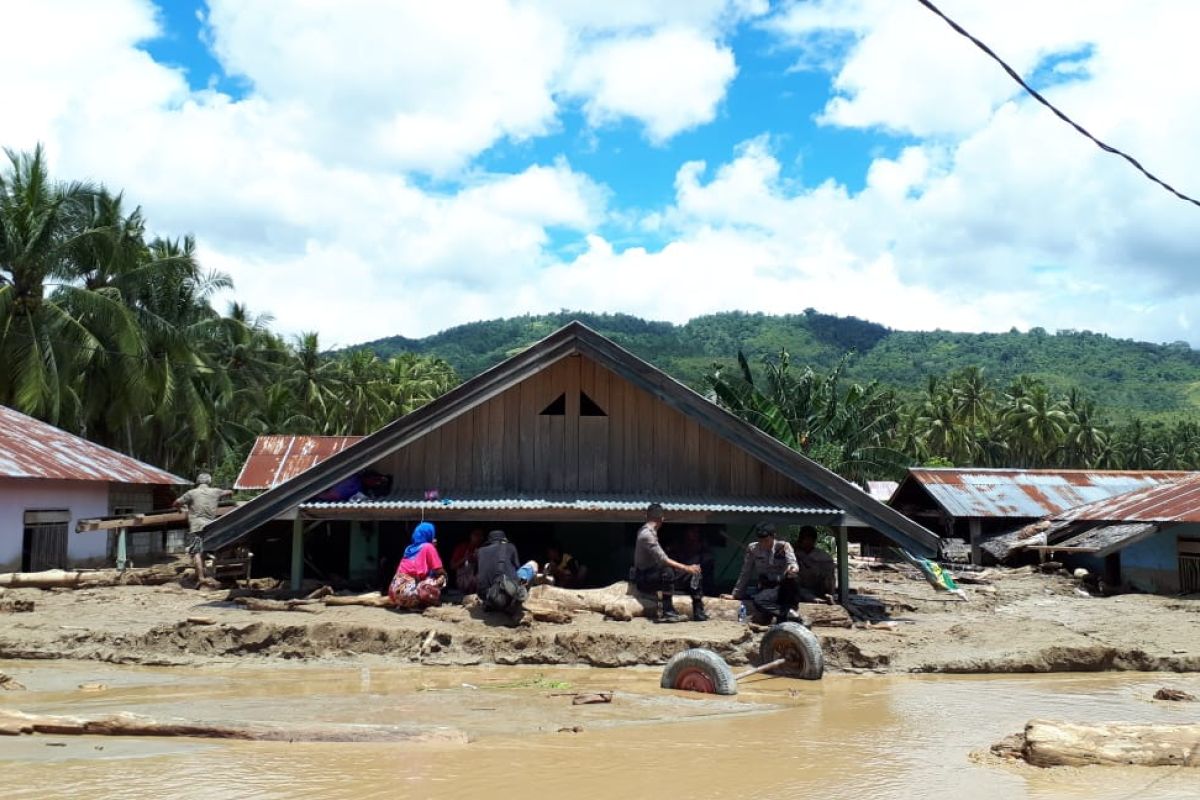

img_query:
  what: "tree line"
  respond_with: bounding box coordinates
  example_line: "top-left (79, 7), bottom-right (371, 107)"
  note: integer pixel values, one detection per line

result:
top-left (706, 352), bottom-right (1200, 482)
top-left (0, 146), bottom-right (457, 482)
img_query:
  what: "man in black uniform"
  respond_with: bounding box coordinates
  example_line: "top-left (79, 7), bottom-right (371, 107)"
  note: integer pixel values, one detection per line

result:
top-left (476, 529), bottom-right (536, 617)
top-left (632, 503), bottom-right (705, 623)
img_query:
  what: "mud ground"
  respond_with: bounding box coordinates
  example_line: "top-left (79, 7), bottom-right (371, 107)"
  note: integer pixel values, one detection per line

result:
top-left (0, 564), bottom-right (1196, 674)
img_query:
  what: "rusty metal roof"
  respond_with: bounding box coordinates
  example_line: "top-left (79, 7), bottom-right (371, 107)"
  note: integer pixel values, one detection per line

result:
top-left (234, 435), bottom-right (363, 490)
top-left (901, 468), bottom-right (1193, 519)
top-left (0, 404), bottom-right (184, 484)
top-left (1052, 476), bottom-right (1200, 523)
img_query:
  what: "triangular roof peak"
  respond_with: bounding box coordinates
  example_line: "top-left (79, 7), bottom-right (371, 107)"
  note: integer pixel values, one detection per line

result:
top-left (204, 322), bottom-right (938, 554)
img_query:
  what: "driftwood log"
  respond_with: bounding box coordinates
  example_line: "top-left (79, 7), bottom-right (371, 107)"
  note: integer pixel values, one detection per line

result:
top-left (994, 719), bottom-right (1200, 767)
top-left (527, 582), bottom-right (853, 626)
top-left (0, 708), bottom-right (467, 744)
top-left (0, 563), bottom-right (186, 590)
top-left (324, 592), bottom-right (392, 608)
top-left (234, 597), bottom-right (322, 613)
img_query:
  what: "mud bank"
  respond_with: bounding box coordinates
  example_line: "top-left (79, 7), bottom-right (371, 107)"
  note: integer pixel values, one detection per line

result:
top-left (0, 565), bottom-right (1196, 674)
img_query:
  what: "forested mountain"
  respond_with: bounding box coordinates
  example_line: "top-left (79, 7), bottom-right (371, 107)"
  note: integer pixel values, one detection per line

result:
top-left (356, 310), bottom-right (1200, 418)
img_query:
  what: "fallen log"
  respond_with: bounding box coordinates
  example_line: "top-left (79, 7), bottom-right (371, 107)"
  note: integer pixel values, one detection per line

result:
top-left (0, 708), bottom-right (467, 744)
top-left (527, 582), bottom-right (853, 626)
top-left (1154, 687), bottom-right (1196, 702)
top-left (234, 597), bottom-right (322, 613)
top-left (0, 562), bottom-right (187, 590)
top-left (995, 719), bottom-right (1200, 767)
top-left (324, 592), bottom-right (392, 608)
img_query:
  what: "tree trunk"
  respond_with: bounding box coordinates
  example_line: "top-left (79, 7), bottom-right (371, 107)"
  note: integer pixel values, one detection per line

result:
top-left (0, 563), bottom-right (186, 589)
top-left (995, 719), bottom-right (1200, 767)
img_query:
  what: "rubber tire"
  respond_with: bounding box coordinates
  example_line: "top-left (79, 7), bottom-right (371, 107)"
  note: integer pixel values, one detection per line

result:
top-left (759, 622), bottom-right (824, 680)
top-left (660, 648), bottom-right (739, 695)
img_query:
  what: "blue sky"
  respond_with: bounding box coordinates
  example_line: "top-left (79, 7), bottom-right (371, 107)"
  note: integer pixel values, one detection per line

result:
top-left (7, 1), bottom-right (1200, 345)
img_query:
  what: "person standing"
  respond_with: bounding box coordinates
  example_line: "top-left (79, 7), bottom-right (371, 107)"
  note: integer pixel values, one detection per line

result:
top-left (633, 503), bottom-right (705, 623)
top-left (724, 522), bottom-right (800, 624)
top-left (173, 473), bottom-right (233, 584)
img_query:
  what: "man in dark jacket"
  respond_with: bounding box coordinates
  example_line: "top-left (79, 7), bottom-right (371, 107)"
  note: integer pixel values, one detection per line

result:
top-left (476, 529), bottom-right (535, 616)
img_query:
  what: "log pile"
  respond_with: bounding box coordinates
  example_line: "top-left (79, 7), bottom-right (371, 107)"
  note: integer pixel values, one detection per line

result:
top-left (993, 719), bottom-right (1200, 767)
top-left (0, 708), bottom-right (467, 744)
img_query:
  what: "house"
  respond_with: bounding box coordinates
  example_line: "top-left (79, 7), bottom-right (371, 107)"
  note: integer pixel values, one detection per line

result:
top-left (0, 405), bottom-right (185, 572)
top-left (203, 322), bottom-right (940, 596)
top-left (888, 468), bottom-right (1192, 563)
top-left (1029, 478), bottom-right (1200, 594)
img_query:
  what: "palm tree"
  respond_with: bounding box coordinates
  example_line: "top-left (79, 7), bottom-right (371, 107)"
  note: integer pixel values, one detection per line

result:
top-left (1002, 384), bottom-right (1069, 467)
top-left (0, 145), bottom-right (138, 421)
top-left (285, 332), bottom-right (341, 426)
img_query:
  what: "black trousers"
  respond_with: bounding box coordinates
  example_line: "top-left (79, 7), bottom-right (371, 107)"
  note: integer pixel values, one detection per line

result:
top-left (745, 576), bottom-right (801, 619)
top-left (634, 566), bottom-right (702, 599)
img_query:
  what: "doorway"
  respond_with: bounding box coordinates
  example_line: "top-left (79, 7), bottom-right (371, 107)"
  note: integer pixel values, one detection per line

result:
top-left (22, 509), bottom-right (69, 572)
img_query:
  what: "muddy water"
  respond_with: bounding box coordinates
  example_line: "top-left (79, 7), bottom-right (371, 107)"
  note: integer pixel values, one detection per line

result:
top-left (2, 661), bottom-right (1198, 800)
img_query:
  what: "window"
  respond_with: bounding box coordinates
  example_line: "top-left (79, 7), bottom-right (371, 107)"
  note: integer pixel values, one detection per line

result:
top-left (540, 393), bottom-right (566, 416)
top-left (580, 391), bottom-right (607, 417)
top-left (1180, 539), bottom-right (1200, 594)
top-left (538, 392), bottom-right (607, 417)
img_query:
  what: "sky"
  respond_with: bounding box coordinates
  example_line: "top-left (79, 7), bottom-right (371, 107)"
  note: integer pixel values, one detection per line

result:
top-left (4, 0), bottom-right (1200, 348)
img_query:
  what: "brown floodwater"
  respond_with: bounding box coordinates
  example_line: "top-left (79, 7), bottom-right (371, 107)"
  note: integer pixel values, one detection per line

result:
top-left (2, 659), bottom-right (1198, 800)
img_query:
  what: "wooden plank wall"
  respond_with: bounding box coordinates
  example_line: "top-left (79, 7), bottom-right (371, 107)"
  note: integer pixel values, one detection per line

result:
top-left (378, 355), bottom-right (810, 498)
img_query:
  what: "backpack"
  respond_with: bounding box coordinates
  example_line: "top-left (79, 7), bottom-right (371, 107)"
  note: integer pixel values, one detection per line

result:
top-left (483, 574), bottom-right (527, 613)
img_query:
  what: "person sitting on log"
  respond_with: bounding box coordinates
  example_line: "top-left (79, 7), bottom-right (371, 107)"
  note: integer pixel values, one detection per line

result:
top-left (794, 526), bottom-right (835, 603)
top-left (669, 525), bottom-right (717, 598)
top-left (544, 541), bottom-right (587, 588)
top-left (632, 503), bottom-right (705, 623)
top-left (450, 527), bottom-right (485, 594)
top-left (388, 522), bottom-right (446, 609)
top-left (723, 522), bottom-right (800, 624)
top-left (477, 529), bottom-right (538, 617)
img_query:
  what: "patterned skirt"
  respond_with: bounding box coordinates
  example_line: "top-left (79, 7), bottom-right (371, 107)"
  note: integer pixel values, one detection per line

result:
top-left (389, 572), bottom-right (442, 609)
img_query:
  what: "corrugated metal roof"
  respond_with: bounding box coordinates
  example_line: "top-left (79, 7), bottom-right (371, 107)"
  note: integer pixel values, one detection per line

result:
top-left (903, 468), bottom-right (1193, 519)
top-left (1053, 476), bottom-right (1200, 523)
top-left (1042, 522), bottom-right (1159, 555)
top-left (300, 493), bottom-right (839, 516)
top-left (235, 435), bottom-right (363, 490)
top-left (867, 481), bottom-right (898, 503)
top-left (0, 404), bottom-right (184, 484)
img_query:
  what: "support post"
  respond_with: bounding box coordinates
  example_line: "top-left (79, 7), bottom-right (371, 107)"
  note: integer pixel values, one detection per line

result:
top-left (290, 515), bottom-right (304, 591)
top-left (968, 519), bottom-right (982, 565)
top-left (116, 528), bottom-right (128, 572)
top-left (837, 526), bottom-right (850, 606)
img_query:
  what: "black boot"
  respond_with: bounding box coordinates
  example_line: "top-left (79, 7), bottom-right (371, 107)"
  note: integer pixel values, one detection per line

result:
top-left (691, 597), bottom-right (708, 622)
top-left (656, 593), bottom-right (685, 623)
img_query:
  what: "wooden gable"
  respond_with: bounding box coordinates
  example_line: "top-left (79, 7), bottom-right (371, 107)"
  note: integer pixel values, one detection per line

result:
top-left (376, 353), bottom-right (812, 498)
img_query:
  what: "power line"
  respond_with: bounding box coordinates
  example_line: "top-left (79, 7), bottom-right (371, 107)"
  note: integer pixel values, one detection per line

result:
top-left (914, 0), bottom-right (1200, 209)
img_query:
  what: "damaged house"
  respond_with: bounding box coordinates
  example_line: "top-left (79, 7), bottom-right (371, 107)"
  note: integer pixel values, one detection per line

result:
top-left (202, 323), bottom-right (940, 597)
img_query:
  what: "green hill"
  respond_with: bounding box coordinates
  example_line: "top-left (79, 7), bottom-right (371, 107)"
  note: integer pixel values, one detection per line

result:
top-left (353, 311), bottom-right (1200, 419)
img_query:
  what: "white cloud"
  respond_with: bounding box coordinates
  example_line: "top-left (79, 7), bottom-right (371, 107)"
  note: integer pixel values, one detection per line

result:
top-left (564, 28), bottom-right (737, 142)
top-left (4, 0), bottom-right (1200, 353)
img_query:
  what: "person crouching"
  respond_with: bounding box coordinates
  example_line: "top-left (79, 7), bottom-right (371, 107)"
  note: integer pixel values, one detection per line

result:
top-left (476, 529), bottom-right (538, 618)
top-left (389, 522), bottom-right (446, 609)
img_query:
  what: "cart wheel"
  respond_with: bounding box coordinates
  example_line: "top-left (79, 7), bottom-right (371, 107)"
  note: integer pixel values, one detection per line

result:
top-left (660, 648), bottom-right (738, 695)
top-left (759, 622), bottom-right (824, 680)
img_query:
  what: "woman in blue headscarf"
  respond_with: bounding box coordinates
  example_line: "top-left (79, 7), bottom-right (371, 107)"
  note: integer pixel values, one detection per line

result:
top-left (389, 522), bottom-right (446, 609)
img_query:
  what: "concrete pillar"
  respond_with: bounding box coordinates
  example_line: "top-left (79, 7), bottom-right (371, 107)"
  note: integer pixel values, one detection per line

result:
top-left (837, 526), bottom-right (850, 606)
top-left (290, 515), bottom-right (304, 591)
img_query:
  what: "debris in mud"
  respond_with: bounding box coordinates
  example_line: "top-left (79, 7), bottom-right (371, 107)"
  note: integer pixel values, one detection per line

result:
top-left (0, 672), bottom-right (27, 691)
top-left (547, 691), bottom-right (613, 705)
top-left (186, 616), bottom-right (217, 626)
top-left (78, 683), bottom-right (107, 692)
top-left (234, 597), bottom-right (322, 613)
top-left (0, 708), bottom-right (469, 744)
top-left (1153, 687), bottom-right (1196, 702)
top-left (0, 599), bottom-right (34, 613)
top-left (557, 726), bottom-right (584, 733)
